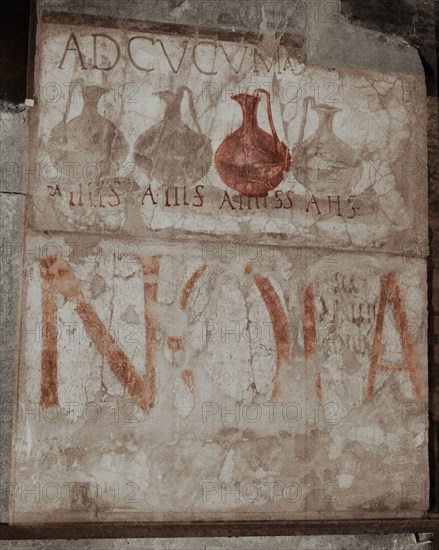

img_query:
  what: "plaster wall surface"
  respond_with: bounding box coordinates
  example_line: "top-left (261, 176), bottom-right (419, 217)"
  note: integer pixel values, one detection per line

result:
top-left (0, 0), bottom-right (436, 545)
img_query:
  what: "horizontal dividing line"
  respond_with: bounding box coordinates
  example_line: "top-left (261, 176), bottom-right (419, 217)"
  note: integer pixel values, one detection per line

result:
top-left (17, 227), bottom-right (429, 261)
top-left (0, 518), bottom-right (438, 539)
top-left (39, 10), bottom-right (304, 48)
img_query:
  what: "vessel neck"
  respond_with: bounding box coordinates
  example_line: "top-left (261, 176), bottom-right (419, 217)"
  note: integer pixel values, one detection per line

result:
top-left (233, 94), bottom-right (260, 130)
top-left (82, 102), bottom-right (102, 122)
top-left (163, 89), bottom-right (185, 120)
top-left (315, 108), bottom-right (337, 131)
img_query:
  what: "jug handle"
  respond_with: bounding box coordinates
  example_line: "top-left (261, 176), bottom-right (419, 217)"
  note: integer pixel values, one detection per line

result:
top-left (177, 86), bottom-right (203, 135)
top-left (297, 96), bottom-right (315, 145)
top-left (254, 88), bottom-right (280, 145)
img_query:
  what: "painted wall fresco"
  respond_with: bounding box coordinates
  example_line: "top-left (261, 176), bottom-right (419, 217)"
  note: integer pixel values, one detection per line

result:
top-left (10, 15), bottom-right (429, 523)
top-left (10, 236), bottom-right (428, 521)
top-left (27, 20), bottom-right (427, 253)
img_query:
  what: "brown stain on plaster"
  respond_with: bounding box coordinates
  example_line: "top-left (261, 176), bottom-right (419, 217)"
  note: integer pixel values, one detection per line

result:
top-left (167, 336), bottom-right (184, 352)
top-left (271, 380), bottom-right (282, 402)
top-left (365, 271), bottom-right (423, 402)
top-left (180, 264), bottom-right (207, 310)
top-left (181, 368), bottom-right (196, 394)
top-left (303, 283), bottom-right (316, 361)
top-left (40, 258), bottom-right (60, 408)
top-left (303, 284), bottom-right (323, 404)
top-left (138, 256), bottom-right (161, 411)
top-left (253, 273), bottom-right (290, 399)
top-left (316, 373), bottom-right (323, 407)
